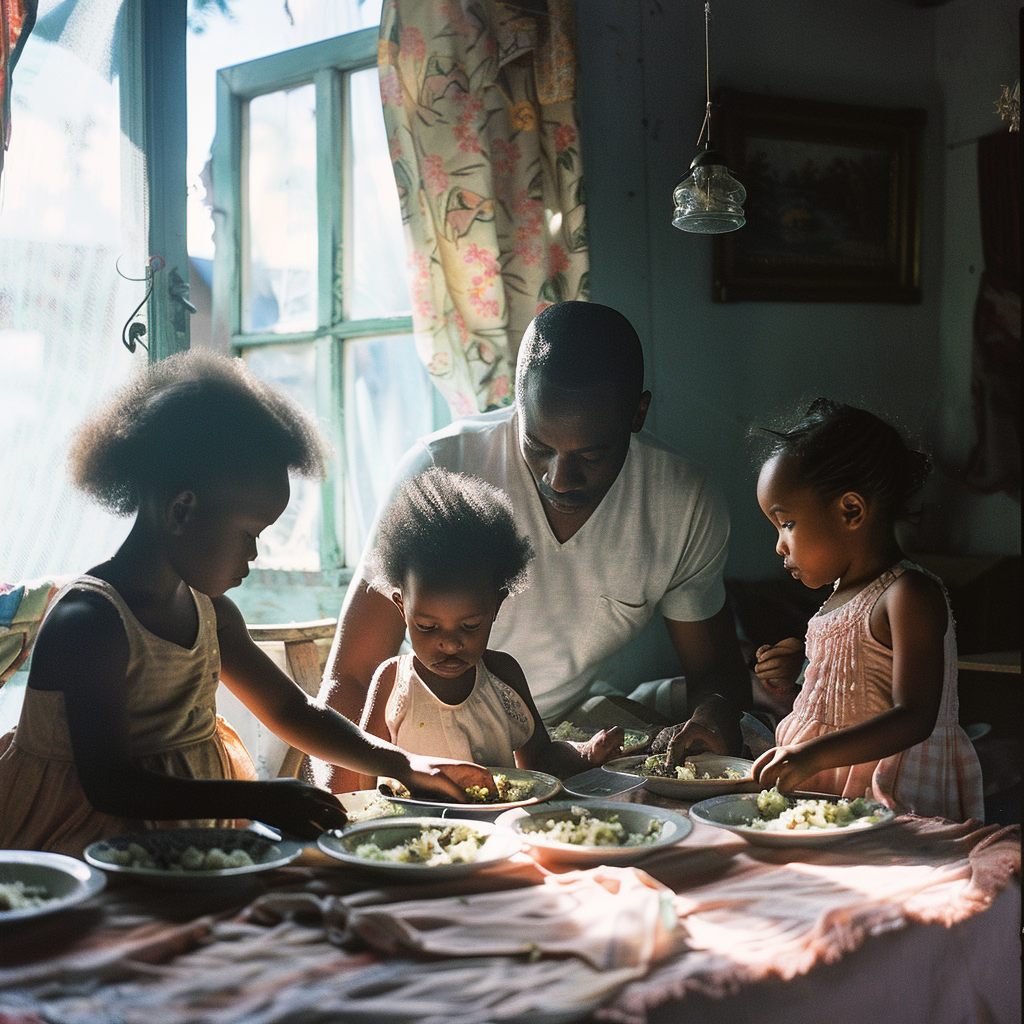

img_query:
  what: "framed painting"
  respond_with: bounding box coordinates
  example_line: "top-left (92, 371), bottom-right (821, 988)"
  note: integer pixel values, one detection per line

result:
top-left (711, 89), bottom-right (925, 303)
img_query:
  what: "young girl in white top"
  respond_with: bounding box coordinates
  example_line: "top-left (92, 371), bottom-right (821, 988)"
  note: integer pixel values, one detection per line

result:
top-left (750, 399), bottom-right (984, 821)
top-left (358, 468), bottom-right (623, 785)
top-left (0, 351), bottom-right (490, 855)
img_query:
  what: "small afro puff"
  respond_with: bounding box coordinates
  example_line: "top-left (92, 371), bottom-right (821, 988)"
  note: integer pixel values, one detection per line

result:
top-left (68, 348), bottom-right (329, 515)
top-left (368, 468), bottom-right (534, 597)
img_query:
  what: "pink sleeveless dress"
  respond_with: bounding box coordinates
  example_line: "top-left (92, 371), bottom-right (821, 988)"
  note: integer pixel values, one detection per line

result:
top-left (775, 561), bottom-right (985, 822)
top-left (0, 576), bottom-right (257, 856)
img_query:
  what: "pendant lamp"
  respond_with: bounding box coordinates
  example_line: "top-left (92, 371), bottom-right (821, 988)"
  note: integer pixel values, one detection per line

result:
top-left (672, 2), bottom-right (745, 234)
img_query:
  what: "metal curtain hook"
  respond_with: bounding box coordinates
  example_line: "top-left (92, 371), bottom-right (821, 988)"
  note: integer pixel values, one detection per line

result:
top-left (116, 254), bottom-right (165, 353)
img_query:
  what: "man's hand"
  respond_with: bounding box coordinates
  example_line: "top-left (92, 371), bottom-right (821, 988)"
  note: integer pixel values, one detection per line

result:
top-left (576, 726), bottom-right (625, 765)
top-left (665, 693), bottom-right (741, 765)
top-left (395, 755), bottom-right (495, 803)
top-left (754, 637), bottom-right (805, 698)
top-left (666, 719), bottom-right (728, 765)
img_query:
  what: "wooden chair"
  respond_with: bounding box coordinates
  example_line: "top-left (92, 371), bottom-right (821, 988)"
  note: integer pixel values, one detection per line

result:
top-left (246, 618), bottom-right (337, 779)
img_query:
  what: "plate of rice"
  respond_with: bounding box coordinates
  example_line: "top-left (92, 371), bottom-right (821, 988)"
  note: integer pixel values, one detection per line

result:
top-left (1, 851), bottom-right (106, 925)
top-left (84, 828), bottom-right (304, 889)
top-left (381, 766), bottom-right (561, 815)
top-left (548, 721), bottom-right (651, 755)
top-left (602, 752), bottom-right (756, 800)
top-left (495, 800), bottom-right (691, 867)
top-left (689, 788), bottom-right (897, 846)
top-left (317, 817), bottom-right (523, 879)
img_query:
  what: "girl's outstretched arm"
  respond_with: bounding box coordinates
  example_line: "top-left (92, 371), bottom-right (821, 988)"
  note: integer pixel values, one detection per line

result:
top-left (752, 570), bottom-right (947, 792)
top-left (32, 591), bottom-right (348, 837)
top-left (214, 596), bottom-right (494, 802)
top-left (483, 650), bottom-right (623, 779)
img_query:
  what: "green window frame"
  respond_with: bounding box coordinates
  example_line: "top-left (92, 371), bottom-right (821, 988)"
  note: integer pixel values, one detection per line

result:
top-left (210, 28), bottom-right (429, 577)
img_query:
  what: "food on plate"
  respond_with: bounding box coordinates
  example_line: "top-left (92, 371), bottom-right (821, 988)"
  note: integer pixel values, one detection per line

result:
top-left (464, 773), bottom-right (535, 803)
top-left (343, 794), bottom-right (405, 823)
top-left (520, 805), bottom-right (663, 847)
top-left (549, 721), bottom-right (648, 749)
top-left (89, 841), bottom-right (260, 871)
top-left (0, 880), bottom-right (54, 911)
top-left (347, 823), bottom-right (488, 865)
top-left (749, 788), bottom-right (889, 831)
top-left (639, 754), bottom-right (745, 781)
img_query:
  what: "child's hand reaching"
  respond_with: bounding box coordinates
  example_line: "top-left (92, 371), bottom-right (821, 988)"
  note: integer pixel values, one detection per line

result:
top-left (255, 778), bottom-right (349, 838)
top-left (754, 637), bottom-right (805, 697)
top-left (395, 755), bottom-right (496, 804)
top-left (751, 742), bottom-right (815, 794)
top-left (577, 726), bottom-right (625, 765)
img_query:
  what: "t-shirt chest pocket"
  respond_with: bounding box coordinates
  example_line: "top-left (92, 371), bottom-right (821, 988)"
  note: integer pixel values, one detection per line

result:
top-left (586, 594), bottom-right (652, 657)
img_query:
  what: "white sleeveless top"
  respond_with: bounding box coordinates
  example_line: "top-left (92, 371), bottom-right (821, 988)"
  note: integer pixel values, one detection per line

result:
top-left (384, 654), bottom-right (534, 767)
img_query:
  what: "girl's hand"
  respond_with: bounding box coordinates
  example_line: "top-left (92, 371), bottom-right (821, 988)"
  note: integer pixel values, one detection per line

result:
top-left (754, 637), bottom-right (805, 697)
top-left (578, 726), bottom-right (625, 766)
top-left (255, 778), bottom-right (349, 838)
top-left (396, 755), bottom-right (495, 803)
top-left (751, 743), bottom-right (815, 793)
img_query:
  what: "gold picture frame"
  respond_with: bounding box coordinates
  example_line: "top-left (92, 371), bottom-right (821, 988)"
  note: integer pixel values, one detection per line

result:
top-left (712, 89), bottom-right (925, 303)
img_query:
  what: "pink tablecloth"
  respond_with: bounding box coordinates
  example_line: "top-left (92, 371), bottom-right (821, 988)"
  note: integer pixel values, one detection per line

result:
top-left (0, 813), bottom-right (1019, 1024)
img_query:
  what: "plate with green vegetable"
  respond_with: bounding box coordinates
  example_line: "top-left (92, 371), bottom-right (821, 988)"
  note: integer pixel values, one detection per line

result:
top-left (381, 766), bottom-right (561, 815)
top-left (689, 789), bottom-right (897, 846)
top-left (496, 799), bottom-right (691, 867)
top-left (602, 752), bottom-right (756, 800)
top-left (317, 817), bottom-right (523, 879)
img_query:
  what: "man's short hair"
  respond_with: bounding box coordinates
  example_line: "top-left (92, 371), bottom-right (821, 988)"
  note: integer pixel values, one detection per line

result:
top-left (516, 301), bottom-right (644, 406)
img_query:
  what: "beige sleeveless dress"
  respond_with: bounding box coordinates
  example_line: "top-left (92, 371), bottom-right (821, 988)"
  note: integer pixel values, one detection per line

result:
top-left (0, 575), bottom-right (257, 856)
top-left (385, 654), bottom-right (534, 768)
top-left (775, 561), bottom-right (985, 822)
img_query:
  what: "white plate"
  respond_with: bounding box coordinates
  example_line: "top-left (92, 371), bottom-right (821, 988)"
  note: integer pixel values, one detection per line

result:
top-left (496, 800), bottom-right (692, 867)
top-left (689, 792), bottom-right (897, 847)
top-left (0, 851), bottom-right (106, 925)
top-left (317, 817), bottom-right (523, 879)
top-left (337, 789), bottom-right (413, 823)
top-left (548, 721), bottom-right (651, 755)
top-left (385, 766), bottom-right (562, 815)
top-left (83, 828), bottom-right (304, 889)
top-left (603, 752), bottom-right (756, 800)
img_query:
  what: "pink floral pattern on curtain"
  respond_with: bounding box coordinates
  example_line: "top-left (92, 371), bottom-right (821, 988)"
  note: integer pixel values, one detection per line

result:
top-left (379, 0), bottom-right (588, 415)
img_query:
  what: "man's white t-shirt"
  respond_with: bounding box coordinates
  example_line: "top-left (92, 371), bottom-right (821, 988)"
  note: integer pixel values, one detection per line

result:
top-left (364, 406), bottom-right (730, 722)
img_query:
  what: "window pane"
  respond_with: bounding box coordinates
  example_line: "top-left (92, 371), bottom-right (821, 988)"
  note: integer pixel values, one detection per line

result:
top-left (241, 344), bottom-right (322, 571)
top-left (343, 334), bottom-right (436, 558)
top-left (347, 67), bottom-right (411, 320)
top-left (187, 0), bottom-right (381, 267)
top-left (246, 85), bottom-right (319, 334)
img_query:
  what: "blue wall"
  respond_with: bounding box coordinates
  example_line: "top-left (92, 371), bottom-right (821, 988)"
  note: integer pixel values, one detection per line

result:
top-left (576, 0), bottom-right (1020, 581)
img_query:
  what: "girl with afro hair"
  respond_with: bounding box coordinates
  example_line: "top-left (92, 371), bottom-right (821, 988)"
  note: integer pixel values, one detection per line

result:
top-left (356, 467), bottom-right (623, 788)
top-left (0, 350), bottom-right (491, 855)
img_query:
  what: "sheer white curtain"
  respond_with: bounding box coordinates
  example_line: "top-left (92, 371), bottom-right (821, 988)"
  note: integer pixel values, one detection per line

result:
top-left (0, 0), bottom-right (145, 585)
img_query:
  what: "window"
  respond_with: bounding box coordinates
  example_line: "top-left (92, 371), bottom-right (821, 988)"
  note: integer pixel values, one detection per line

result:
top-left (207, 28), bottom-right (447, 581)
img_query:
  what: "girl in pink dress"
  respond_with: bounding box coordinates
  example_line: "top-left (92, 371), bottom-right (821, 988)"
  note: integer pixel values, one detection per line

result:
top-left (357, 468), bottom-right (623, 788)
top-left (751, 399), bottom-right (984, 822)
top-left (0, 352), bottom-right (490, 855)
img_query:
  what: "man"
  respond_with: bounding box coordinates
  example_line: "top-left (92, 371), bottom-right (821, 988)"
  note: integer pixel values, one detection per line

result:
top-left (315, 301), bottom-right (751, 792)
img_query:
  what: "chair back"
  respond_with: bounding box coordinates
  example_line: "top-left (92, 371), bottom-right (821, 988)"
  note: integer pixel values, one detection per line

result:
top-left (247, 618), bottom-right (337, 779)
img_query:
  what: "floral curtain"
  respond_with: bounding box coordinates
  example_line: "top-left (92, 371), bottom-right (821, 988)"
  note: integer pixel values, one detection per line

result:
top-left (0, 0), bottom-right (36, 180)
top-left (378, 0), bottom-right (588, 416)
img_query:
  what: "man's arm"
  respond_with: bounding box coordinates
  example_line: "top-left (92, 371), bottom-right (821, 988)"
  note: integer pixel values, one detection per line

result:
top-left (314, 575), bottom-right (407, 792)
top-left (663, 602), bottom-right (752, 757)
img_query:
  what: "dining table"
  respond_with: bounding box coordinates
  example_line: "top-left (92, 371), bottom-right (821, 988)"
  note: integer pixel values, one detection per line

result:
top-left (0, 786), bottom-right (1019, 1024)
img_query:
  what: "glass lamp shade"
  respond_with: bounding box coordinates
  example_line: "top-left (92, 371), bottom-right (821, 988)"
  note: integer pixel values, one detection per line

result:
top-left (672, 148), bottom-right (746, 233)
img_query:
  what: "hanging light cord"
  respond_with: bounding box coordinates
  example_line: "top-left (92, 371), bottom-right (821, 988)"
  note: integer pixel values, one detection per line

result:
top-left (696, 1), bottom-right (711, 148)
